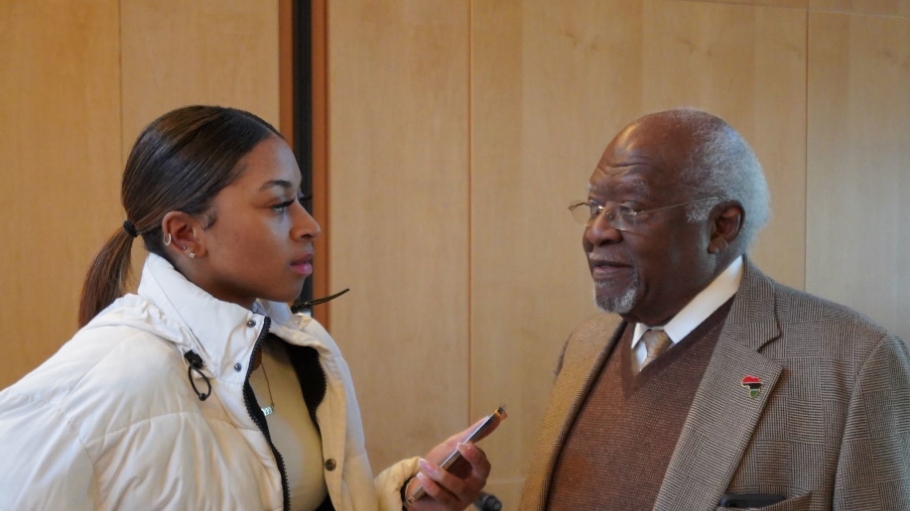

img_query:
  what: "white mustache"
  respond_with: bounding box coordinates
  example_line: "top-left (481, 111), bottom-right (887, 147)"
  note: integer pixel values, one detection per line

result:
top-left (587, 252), bottom-right (630, 265)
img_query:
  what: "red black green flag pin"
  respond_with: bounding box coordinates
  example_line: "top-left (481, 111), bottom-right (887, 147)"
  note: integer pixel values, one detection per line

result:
top-left (741, 375), bottom-right (762, 398)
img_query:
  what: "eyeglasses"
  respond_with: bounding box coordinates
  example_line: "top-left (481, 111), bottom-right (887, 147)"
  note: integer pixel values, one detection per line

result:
top-left (568, 197), bottom-right (718, 232)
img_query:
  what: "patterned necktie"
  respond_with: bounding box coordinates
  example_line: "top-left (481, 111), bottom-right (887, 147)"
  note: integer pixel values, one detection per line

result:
top-left (641, 328), bottom-right (672, 369)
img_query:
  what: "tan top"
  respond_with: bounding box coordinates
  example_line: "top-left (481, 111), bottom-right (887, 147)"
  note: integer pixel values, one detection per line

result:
top-left (250, 339), bottom-right (328, 511)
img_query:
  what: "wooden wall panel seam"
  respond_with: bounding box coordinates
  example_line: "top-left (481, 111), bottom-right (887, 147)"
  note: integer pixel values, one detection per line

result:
top-left (118, 0), bottom-right (125, 169)
top-left (804, 6), bottom-right (811, 284)
top-left (671, 0), bottom-right (910, 18)
top-left (467, 0), bottom-right (473, 423)
top-left (312, 0), bottom-right (330, 327)
top-left (809, 9), bottom-right (910, 19)
top-left (279, 0), bottom-right (294, 144)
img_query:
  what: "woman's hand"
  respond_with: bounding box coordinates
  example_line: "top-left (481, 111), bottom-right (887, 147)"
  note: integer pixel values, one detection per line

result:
top-left (404, 412), bottom-right (506, 511)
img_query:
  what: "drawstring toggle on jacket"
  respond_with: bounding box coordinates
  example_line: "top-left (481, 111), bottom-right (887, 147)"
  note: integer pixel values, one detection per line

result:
top-left (184, 351), bottom-right (212, 401)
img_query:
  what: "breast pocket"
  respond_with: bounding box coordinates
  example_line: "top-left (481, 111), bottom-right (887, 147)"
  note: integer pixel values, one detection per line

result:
top-left (716, 492), bottom-right (812, 511)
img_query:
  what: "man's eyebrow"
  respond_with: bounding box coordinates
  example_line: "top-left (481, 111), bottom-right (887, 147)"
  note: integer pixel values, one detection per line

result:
top-left (258, 179), bottom-right (296, 192)
top-left (586, 179), bottom-right (650, 196)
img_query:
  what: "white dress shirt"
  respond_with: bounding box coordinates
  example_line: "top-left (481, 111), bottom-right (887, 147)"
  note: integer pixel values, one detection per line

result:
top-left (631, 256), bottom-right (743, 373)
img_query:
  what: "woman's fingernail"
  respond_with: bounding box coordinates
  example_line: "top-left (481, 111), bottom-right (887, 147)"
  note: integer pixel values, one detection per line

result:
top-left (418, 458), bottom-right (436, 475)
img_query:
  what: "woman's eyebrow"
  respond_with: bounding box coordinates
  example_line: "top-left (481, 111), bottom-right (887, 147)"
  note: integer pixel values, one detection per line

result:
top-left (258, 179), bottom-right (296, 192)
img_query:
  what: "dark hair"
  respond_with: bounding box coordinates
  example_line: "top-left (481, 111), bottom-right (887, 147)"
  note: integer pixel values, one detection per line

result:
top-left (78, 105), bottom-right (281, 326)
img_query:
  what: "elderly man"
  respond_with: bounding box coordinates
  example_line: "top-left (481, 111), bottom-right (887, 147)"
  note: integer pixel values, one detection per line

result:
top-left (519, 109), bottom-right (910, 510)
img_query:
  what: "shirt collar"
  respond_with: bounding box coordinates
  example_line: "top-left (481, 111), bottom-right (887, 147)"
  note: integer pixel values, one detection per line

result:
top-left (632, 255), bottom-right (743, 348)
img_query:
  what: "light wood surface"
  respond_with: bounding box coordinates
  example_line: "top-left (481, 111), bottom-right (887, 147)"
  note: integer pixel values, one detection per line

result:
top-left (811, 0), bottom-right (910, 16)
top-left (0, 0), bottom-right (122, 388)
top-left (642, 0), bottom-right (808, 289)
top-left (684, 0), bottom-right (808, 8)
top-left (806, 11), bottom-right (910, 340)
top-left (120, 0), bottom-right (280, 147)
top-left (326, 0), bottom-right (472, 471)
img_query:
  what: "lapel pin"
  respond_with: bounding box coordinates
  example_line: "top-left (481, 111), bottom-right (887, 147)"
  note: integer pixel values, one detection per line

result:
top-left (741, 375), bottom-right (762, 398)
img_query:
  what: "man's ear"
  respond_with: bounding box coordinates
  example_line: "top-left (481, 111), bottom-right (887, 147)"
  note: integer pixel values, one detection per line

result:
top-left (161, 211), bottom-right (207, 259)
top-left (707, 202), bottom-right (744, 254)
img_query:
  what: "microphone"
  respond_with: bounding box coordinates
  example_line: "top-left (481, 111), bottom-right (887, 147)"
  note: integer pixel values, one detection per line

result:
top-left (474, 491), bottom-right (502, 511)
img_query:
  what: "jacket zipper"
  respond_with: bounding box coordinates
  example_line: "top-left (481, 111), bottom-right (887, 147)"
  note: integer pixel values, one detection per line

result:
top-left (243, 316), bottom-right (291, 511)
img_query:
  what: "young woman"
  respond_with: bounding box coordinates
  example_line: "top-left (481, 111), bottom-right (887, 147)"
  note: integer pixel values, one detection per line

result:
top-left (0, 106), bottom-right (498, 511)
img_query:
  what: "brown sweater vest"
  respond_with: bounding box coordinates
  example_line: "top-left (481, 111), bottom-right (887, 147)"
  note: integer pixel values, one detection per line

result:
top-left (546, 300), bottom-right (733, 510)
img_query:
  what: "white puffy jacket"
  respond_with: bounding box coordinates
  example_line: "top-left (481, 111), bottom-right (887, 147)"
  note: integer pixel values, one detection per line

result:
top-left (0, 254), bottom-right (417, 511)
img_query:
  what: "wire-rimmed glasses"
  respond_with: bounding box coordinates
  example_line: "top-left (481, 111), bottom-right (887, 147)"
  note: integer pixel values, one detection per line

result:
top-left (568, 197), bottom-right (718, 232)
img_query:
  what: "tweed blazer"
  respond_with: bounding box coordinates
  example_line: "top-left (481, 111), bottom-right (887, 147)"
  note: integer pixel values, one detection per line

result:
top-left (519, 261), bottom-right (910, 511)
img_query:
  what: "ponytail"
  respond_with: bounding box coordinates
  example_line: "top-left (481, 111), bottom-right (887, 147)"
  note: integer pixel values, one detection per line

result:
top-left (78, 228), bottom-right (135, 326)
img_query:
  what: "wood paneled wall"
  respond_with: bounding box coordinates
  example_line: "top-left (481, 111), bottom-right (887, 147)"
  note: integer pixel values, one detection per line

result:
top-left (0, 0), bottom-right (279, 388)
top-left (1, 0), bottom-right (122, 388)
top-left (327, 0), bottom-right (472, 466)
top-left (4, 1), bottom-right (910, 509)
top-left (327, 0), bottom-right (910, 507)
top-left (120, 1), bottom-right (279, 152)
top-left (806, 11), bottom-right (910, 344)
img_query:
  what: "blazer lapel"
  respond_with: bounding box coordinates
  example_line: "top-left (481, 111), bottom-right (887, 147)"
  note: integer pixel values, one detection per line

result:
top-left (654, 261), bottom-right (784, 511)
top-left (519, 313), bottom-right (623, 510)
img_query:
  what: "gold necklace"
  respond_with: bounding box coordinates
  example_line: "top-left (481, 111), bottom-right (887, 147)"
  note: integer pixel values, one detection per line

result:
top-left (256, 354), bottom-right (276, 417)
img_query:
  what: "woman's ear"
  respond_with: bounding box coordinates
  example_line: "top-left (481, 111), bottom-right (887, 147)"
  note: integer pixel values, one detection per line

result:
top-left (708, 202), bottom-right (744, 254)
top-left (161, 211), bottom-right (207, 260)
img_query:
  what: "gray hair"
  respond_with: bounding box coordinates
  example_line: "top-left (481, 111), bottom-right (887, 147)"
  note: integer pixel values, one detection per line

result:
top-left (646, 108), bottom-right (771, 249)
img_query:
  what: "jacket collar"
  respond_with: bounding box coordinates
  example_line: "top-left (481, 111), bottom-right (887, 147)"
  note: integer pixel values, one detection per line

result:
top-left (518, 312), bottom-right (623, 510)
top-left (652, 257), bottom-right (784, 510)
top-left (132, 253), bottom-right (290, 384)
